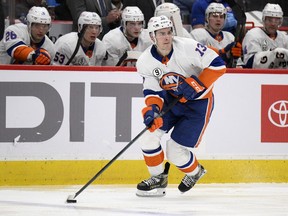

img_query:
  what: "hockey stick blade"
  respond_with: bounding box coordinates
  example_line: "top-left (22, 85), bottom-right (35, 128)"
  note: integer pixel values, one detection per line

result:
top-left (66, 194), bottom-right (77, 203)
top-left (66, 97), bottom-right (180, 203)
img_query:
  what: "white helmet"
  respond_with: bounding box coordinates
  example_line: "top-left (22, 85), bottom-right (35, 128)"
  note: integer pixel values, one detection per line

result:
top-left (154, 3), bottom-right (180, 19)
top-left (26, 6), bottom-right (51, 33)
top-left (78, 11), bottom-right (102, 33)
top-left (205, 3), bottom-right (227, 24)
top-left (121, 6), bottom-right (145, 28)
top-left (262, 3), bottom-right (283, 23)
top-left (148, 15), bottom-right (173, 44)
top-left (148, 15), bottom-right (173, 33)
top-left (154, 3), bottom-right (184, 37)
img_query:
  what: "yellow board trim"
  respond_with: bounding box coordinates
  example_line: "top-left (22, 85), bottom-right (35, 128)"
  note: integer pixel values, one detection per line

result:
top-left (1, 160), bottom-right (287, 186)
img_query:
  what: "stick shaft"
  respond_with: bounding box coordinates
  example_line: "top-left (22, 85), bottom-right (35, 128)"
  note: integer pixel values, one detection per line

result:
top-left (74, 127), bottom-right (148, 198)
top-left (72, 97), bottom-right (179, 199)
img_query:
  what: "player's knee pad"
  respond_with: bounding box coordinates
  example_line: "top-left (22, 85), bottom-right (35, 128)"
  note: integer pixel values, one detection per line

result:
top-left (137, 129), bottom-right (165, 150)
top-left (166, 139), bottom-right (191, 166)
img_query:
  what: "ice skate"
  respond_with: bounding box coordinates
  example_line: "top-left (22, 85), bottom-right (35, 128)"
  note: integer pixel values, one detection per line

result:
top-left (178, 164), bottom-right (206, 193)
top-left (136, 162), bottom-right (170, 197)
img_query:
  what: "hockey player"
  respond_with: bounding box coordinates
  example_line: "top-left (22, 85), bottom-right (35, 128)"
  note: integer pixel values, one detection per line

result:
top-left (0, 6), bottom-right (54, 65)
top-left (136, 15), bottom-right (226, 197)
top-left (53, 11), bottom-right (106, 65)
top-left (242, 3), bottom-right (288, 68)
top-left (154, 2), bottom-right (192, 38)
top-left (102, 6), bottom-right (152, 66)
top-left (190, 2), bottom-right (242, 67)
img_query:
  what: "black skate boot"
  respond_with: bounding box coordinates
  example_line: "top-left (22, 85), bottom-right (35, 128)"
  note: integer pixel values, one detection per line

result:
top-left (178, 164), bottom-right (206, 193)
top-left (136, 162), bottom-right (170, 197)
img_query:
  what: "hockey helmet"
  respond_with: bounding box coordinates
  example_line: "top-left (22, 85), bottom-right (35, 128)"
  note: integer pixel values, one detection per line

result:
top-left (121, 6), bottom-right (145, 28)
top-left (148, 15), bottom-right (173, 44)
top-left (148, 15), bottom-right (173, 33)
top-left (154, 3), bottom-right (180, 19)
top-left (26, 6), bottom-right (51, 33)
top-left (78, 11), bottom-right (102, 33)
top-left (205, 2), bottom-right (227, 24)
top-left (262, 3), bottom-right (283, 23)
top-left (154, 3), bottom-right (184, 37)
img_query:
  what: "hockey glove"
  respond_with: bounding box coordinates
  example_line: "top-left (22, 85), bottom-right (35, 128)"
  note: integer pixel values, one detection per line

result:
top-left (231, 42), bottom-right (242, 58)
top-left (176, 75), bottom-right (206, 103)
top-left (219, 42), bottom-right (236, 55)
top-left (32, 48), bottom-right (51, 65)
top-left (142, 104), bottom-right (163, 132)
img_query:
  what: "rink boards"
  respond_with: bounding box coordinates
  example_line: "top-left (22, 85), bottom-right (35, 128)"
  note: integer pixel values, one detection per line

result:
top-left (0, 66), bottom-right (287, 185)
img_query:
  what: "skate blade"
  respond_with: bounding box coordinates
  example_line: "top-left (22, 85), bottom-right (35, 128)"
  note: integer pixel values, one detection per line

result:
top-left (136, 188), bottom-right (166, 197)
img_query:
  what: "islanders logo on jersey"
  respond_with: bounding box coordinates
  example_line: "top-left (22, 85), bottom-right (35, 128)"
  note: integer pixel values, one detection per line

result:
top-left (159, 72), bottom-right (186, 91)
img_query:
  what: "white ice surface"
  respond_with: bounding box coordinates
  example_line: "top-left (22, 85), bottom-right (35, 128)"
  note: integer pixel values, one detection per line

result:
top-left (0, 184), bottom-right (287, 216)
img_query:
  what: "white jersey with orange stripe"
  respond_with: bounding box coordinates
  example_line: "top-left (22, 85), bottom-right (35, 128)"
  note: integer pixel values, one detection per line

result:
top-left (136, 36), bottom-right (226, 97)
top-left (102, 27), bottom-right (152, 66)
top-left (52, 32), bottom-right (106, 66)
top-left (0, 23), bottom-right (55, 64)
top-left (190, 28), bottom-right (234, 49)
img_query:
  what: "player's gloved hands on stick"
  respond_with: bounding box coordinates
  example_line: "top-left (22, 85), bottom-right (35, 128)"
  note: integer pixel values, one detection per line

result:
top-left (32, 48), bottom-right (51, 65)
top-left (231, 42), bottom-right (242, 58)
top-left (220, 41), bottom-right (235, 55)
top-left (142, 104), bottom-right (163, 132)
top-left (175, 75), bottom-right (206, 103)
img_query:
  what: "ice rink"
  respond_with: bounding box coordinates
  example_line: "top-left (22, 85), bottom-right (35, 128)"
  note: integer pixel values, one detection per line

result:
top-left (1, 183), bottom-right (287, 216)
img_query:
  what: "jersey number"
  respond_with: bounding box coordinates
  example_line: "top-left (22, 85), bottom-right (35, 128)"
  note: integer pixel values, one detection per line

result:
top-left (54, 52), bottom-right (65, 64)
top-left (195, 43), bottom-right (207, 57)
top-left (5, 31), bottom-right (17, 41)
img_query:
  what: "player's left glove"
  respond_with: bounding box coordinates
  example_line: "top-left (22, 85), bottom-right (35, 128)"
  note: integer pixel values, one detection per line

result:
top-left (231, 42), bottom-right (242, 58)
top-left (175, 75), bottom-right (206, 103)
top-left (32, 48), bottom-right (51, 65)
top-left (219, 42), bottom-right (235, 56)
top-left (142, 104), bottom-right (163, 132)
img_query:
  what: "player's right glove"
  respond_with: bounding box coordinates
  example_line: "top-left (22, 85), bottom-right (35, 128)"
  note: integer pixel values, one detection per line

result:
top-left (32, 48), bottom-right (51, 65)
top-left (142, 104), bottom-right (163, 132)
top-left (175, 75), bottom-right (206, 103)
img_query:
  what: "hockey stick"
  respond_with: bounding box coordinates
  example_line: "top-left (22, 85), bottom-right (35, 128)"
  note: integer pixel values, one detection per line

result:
top-left (115, 50), bottom-right (128, 66)
top-left (65, 25), bottom-right (87, 65)
top-left (225, 0), bottom-right (247, 68)
top-left (66, 97), bottom-right (180, 203)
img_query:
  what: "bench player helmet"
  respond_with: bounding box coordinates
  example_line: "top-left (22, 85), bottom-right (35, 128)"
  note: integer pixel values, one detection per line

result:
top-left (262, 3), bottom-right (283, 25)
top-left (205, 2), bottom-right (227, 25)
top-left (26, 6), bottom-right (51, 34)
top-left (154, 2), bottom-right (180, 18)
top-left (78, 11), bottom-right (102, 33)
top-left (154, 3), bottom-right (184, 36)
top-left (121, 6), bottom-right (145, 30)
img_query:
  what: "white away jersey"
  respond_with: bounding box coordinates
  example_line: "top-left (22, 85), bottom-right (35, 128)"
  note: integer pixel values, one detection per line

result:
top-left (0, 23), bottom-right (55, 64)
top-left (242, 27), bottom-right (288, 68)
top-left (102, 27), bottom-right (152, 66)
top-left (53, 32), bottom-right (107, 65)
top-left (136, 36), bottom-right (226, 93)
top-left (190, 28), bottom-right (234, 49)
